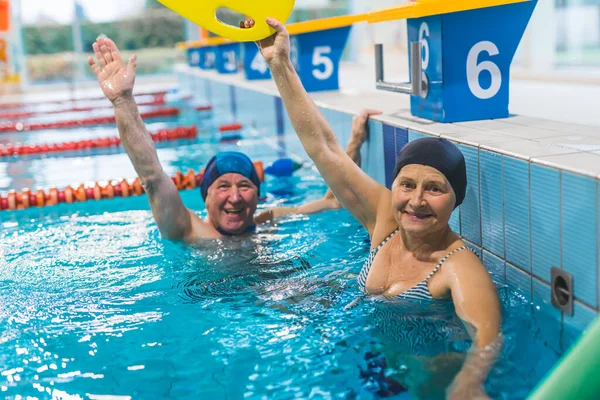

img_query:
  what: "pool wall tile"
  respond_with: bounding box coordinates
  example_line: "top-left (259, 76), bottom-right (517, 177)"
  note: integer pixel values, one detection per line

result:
top-left (254, 92), bottom-right (277, 133)
top-left (449, 208), bottom-right (461, 235)
top-left (275, 97), bottom-right (285, 135)
top-left (480, 150), bottom-right (505, 257)
top-left (503, 157), bottom-right (531, 271)
top-left (458, 145), bottom-right (481, 246)
top-left (209, 81), bottom-right (234, 122)
top-left (322, 108), bottom-right (345, 147)
top-left (229, 85), bottom-right (237, 118)
top-left (562, 172), bottom-right (598, 308)
top-left (234, 87), bottom-right (253, 128)
top-left (482, 250), bottom-right (506, 284)
top-left (203, 77), bottom-right (212, 104)
top-left (465, 240), bottom-right (482, 259)
top-left (236, 88), bottom-right (277, 133)
top-left (334, 110), bottom-right (346, 137)
top-left (364, 120), bottom-right (386, 186)
top-left (506, 263), bottom-right (532, 302)
top-left (530, 164), bottom-right (561, 284)
top-left (336, 110), bottom-right (353, 149)
top-left (532, 279), bottom-right (562, 353)
top-left (395, 127), bottom-right (409, 155)
top-left (383, 124), bottom-right (397, 189)
top-left (561, 302), bottom-right (598, 351)
top-left (192, 76), bottom-right (209, 104)
top-left (408, 129), bottom-right (428, 142)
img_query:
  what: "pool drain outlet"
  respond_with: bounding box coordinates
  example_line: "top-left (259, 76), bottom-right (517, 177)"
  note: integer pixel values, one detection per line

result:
top-left (551, 267), bottom-right (573, 316)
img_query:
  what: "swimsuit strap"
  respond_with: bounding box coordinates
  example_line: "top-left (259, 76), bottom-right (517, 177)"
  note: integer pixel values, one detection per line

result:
top-left (372, 228), bottom-right (400, 254)
top-left (423, 245), bottom-right (469, 283)
top-left (358, 229), bottom-right (400, 291)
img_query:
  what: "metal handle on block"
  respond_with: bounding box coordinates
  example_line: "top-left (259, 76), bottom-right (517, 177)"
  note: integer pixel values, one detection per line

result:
top-left (375, 42), bottom-right (428, 98)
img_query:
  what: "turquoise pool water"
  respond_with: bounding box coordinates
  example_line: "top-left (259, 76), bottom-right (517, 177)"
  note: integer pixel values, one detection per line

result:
top-left (0, 104), bottom-right (575, 399)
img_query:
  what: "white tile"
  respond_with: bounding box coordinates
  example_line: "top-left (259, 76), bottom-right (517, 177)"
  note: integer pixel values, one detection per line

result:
top-left (503, 116), bottom-right (600, 136)
top-left (456, 119), bottom-right (567, 139)
top-left (533, 152), bottom-right (600, 178)
top-left (456, 119), bottom-right (518, 132)
top-left (480, 139), bottom-right (579, 160)
top-left (591, 151), bottom-right (600, 176)
top-left (440, 130), bottom-right (518, 147)
top-left (538, 135), bottom-right (600, 152)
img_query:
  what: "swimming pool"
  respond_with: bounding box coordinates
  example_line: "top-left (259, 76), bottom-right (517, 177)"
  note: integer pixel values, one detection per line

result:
top-left (0, 98), bottom-right (578, 399)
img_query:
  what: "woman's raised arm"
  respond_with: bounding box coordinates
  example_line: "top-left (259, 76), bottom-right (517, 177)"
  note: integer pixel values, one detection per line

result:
top-left (258, 18), bottom-right (389, 232)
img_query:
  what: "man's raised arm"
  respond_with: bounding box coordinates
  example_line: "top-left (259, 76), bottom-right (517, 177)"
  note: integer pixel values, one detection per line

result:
top-left (88, 36), bottom-right (202, 240)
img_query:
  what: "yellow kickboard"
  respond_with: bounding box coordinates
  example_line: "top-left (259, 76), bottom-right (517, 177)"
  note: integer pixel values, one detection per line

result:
top-left (156, 0), bottom-right (295, 42)
top-left (368, 0), bottom-right (530, 23)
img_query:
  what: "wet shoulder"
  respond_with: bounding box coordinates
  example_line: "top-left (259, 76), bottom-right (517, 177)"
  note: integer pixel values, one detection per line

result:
top-left (439, 243), bottom-right (486, 277)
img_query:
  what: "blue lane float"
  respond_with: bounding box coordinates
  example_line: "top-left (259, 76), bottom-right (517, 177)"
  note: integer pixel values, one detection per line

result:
top-left (264, 158), bottom-right (304, 178)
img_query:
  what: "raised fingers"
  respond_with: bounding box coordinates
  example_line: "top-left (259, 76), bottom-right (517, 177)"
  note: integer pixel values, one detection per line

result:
top-left (87, 56), bottom-right (101, 79)
top-left (106, 38), bottom-right (124, 65)
top-left (360, 109), bottom-right (383, 121)
top-left (266, 17), bottom-right (287, 35)
top-left (100, 44), bottom-right (114, 65)
top-left (239, 19), bottom-right (255, 29)
top-left (92, 41), bottom-right (106, 69)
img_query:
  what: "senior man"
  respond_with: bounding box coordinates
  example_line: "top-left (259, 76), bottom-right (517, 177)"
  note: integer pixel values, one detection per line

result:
top-left (88, 36), bottom-right (377, 241)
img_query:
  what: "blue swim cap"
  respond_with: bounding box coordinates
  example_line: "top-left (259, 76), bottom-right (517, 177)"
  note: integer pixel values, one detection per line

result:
top-left (393, 138), bottom-right (467, 208)
top-left (200, 151), bottom-right (261, 200)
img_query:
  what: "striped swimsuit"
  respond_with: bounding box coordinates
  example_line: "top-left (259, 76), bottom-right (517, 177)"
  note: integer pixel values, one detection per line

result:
top-left (357, 229), bottom-right (469, 300)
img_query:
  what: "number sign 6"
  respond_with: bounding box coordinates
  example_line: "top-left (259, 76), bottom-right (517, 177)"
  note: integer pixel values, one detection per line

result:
top-left (466, 41), bottom-right (502, 100)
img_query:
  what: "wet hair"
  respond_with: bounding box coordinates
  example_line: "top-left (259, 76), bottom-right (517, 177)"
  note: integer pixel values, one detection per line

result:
top-left (393, 138), bottom-right (467, 208)
top-left (200, 151), bottom-right (261, 200)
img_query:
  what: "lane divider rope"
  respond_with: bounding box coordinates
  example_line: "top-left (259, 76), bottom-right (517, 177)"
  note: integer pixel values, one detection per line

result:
top-left (0, 126), bottom-right (198, 158)
top-left (0, 95), bottom-right (169, 120)
top-left (0, 161), bottom-right (265, 212)
top-left (0, 90), bottom-right (172, 110)
top-left (0, 107), bottom-right (181, 133)
top-left (218, 123), bottom-right (243, 132)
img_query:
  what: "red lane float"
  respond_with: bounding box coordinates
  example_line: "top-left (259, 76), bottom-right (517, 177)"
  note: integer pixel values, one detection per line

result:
top-left (0, 95), bottom-right (168, 120)
top-left (0, 161), bottom-right (265, 212)
top-left (195, 105), bottom-right (213, 112)
top-left (0, 107), bottom-right (180, 133)
top-left (0, 126), bottom-right (198, 159)
top-left (218, 123), bottom-right (243, 132)
top-left (0, 90), bottom-right (171, 110)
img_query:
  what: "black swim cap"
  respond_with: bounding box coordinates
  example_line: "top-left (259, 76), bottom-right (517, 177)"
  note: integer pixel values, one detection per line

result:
top-left (393, 138), bottom-right (467, 208)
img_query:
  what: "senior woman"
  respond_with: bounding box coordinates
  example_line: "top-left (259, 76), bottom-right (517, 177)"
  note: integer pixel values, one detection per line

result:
top-left (245, 18), bottom-right (503, 399)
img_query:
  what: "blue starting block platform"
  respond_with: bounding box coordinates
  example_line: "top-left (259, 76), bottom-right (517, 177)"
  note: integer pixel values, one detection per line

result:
top-left (182, 1), bottom-right (537, 123)
top-left (407, 1), bottom-right (537, 122)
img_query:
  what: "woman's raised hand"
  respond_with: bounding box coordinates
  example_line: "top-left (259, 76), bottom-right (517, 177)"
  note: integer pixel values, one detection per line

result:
top-left (242, 18), bottom-right (291, 66)
top-left (87, 37), bottom-right (137, 104)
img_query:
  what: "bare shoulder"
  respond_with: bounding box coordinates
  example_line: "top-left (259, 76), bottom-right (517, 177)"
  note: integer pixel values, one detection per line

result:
top-left (442, 245), bottom-right (490, 279)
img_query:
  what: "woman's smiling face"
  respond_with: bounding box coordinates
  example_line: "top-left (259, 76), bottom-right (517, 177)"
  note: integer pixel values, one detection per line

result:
top-left (391, 164), bottom-right (456, 235)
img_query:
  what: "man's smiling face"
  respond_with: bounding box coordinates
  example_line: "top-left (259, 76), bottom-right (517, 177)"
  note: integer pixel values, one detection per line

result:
top-left (205, 173), bottom-right (258, 234)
